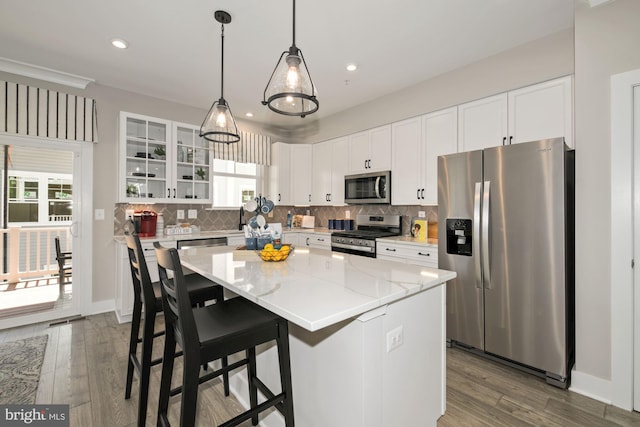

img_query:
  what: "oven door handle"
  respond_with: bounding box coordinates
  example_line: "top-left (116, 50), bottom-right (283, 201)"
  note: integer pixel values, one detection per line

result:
top-left (331, 241), bottom-right (375, 253)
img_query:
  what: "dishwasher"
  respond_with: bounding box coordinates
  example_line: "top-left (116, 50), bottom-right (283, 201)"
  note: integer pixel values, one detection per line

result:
top-left (176, 236), bottom-right (228, 249)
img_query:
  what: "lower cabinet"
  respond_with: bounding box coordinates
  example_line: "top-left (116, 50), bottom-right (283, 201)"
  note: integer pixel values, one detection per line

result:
top-left (116, 239), bottom-right (177, 323)
top-left (283, 232), bottom-right (331, 249)
top-left (376, 240), bottom-right (438, 268)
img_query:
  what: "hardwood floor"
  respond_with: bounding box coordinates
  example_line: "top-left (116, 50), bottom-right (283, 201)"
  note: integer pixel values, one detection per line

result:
top-left (1, 312), bottom-right (640, 426)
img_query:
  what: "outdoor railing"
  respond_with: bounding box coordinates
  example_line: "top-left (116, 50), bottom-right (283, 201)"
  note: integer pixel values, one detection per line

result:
top-left (0, 226), bottom-right (72, 284)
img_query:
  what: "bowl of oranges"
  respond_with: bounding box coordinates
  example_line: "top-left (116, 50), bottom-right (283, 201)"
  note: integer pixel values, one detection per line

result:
top-left (260, 243), bottom-right (293, 262)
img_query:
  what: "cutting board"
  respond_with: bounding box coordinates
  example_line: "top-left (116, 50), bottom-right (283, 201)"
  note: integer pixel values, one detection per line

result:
top-left (301, 215), bottom-right (315, 228)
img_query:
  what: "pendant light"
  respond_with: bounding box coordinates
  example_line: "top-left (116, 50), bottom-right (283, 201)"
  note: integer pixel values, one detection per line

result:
top-left (200, 10), bottom-right (240, 144)
top-left (262, 0), bottom-right (318, 118)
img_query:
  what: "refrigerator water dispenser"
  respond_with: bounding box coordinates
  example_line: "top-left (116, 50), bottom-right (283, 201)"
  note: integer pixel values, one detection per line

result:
top-left (446, 218), bottom-right (472, 256)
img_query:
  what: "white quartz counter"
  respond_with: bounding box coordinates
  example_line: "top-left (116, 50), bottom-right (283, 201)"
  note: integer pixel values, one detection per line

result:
top-left (378, 235), bottom-right (439, 247)
top-left (179, 246), bottom-right (455, 332)
top-left (113, 229), bottom-right (244, 244)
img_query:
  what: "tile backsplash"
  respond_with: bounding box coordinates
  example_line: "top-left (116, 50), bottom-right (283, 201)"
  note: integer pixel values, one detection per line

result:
top-left (114, 203), bottom-right (438, 236)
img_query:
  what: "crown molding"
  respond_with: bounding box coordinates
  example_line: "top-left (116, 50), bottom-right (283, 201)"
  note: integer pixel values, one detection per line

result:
top-left (0, 57), bottom-right (94, 89)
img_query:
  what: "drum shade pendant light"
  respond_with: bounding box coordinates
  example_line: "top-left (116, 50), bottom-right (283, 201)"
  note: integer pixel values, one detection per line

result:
top-left (200, 10), bottom-right (240, 143)
top-left (262, 0), bottom-right (318, 118)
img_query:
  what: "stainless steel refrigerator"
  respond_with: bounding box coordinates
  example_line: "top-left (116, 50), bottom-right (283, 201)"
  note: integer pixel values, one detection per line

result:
top-left (438, 138), bottom-right (574, 388)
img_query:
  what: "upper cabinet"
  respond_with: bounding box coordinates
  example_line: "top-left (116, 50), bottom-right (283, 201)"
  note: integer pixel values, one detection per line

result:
top-left (507, 76), bottom-right (573, 147)
top-left (119, 112), bottom-right (213, 203)
top-left (457, 93), bottom-right (508, 152)
top-left (349, 125), bottom-right (392, 173)
top-left (458, 76), bottom-right (573, 152)
top-left (290, 144), bottom-right (313, 205)
top-left (311, 137), bottom-right (348, 206)
top-left (391, 117), bottom-right (423, 205)
top-left (173, 123), bottom-right (212, 202)
top-left (422, 107), bottom-right (458, 204)
top-left (269, 142), bottom-right (292, 205)
top-left (391, 108), bottom-right (457, 206)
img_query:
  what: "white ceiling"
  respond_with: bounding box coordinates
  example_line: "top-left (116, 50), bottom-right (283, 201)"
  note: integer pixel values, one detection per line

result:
top-left (0, 0), bottom-right (575, 132)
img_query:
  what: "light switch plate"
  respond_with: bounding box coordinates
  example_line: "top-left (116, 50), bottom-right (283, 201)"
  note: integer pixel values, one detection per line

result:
top-left (188, 209), bottom-right (197, 219)
top-left (177, 210), bottom-right (185, 220)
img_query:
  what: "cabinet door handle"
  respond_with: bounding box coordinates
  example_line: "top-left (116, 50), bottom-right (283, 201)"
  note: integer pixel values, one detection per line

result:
top-left (364, 160), bottom-right (367, 169)
top-left (502, 137), bottom-right (506, 145)
top-left (509, 136), bottom-right (513, 144)
top-left (173, 188), bottom-right (176, 198)
top-left (421, 189), bottom-right (425, 199)
top-left (368, 159), bottom-right (371, 168)
top-left (309, 194), bottom-right (311, 202)
top-left (417, 189), bottom-right (421, 200)
top-left (167, 188), bottom-right (171, 198)
top-left (418, 252), bottom-right (431, 257)
top-left (306, 237), bottom-right (310, 246)
top-left (318, 238), bottom-right (325, 242)
top-left (328, 193), bottom-right (332, 202)
top-left (385, 248), bottom-right (396, 252)
top-left (278, 193), bottom-right (281, 202)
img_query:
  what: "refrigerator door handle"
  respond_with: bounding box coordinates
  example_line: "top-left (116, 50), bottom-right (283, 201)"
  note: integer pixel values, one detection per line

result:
top-left (473, 182), bottom-right (482, 288)
top-left (482, 181), bottom-right (491, 288)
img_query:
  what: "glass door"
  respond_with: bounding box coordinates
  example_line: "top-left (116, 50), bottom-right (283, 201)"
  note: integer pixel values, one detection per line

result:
top-left (174, 123), bottom-right (212, 202)
top-left (0, 139), bottom-right (88, 327)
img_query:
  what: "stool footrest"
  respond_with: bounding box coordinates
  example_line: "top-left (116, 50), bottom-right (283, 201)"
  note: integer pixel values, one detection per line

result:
top-left (169, 357), bottom-right (249, 397)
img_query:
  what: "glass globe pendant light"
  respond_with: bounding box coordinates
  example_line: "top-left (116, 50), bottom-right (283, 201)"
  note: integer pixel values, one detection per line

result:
top-left (262, 0), bottom-right (319, 118)
top-left (200, 10), bottom-right (240, 144)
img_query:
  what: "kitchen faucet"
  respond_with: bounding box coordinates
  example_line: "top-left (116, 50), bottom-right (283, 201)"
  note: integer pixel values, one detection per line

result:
top-left (238, 205), bottom-right (245, 230)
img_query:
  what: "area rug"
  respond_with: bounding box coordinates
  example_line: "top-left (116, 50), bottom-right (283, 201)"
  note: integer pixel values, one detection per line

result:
top-left (0, 335), bottom-right (48, 404)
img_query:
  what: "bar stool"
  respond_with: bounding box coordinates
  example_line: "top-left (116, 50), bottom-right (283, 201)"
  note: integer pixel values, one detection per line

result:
top-left (123, 230), bottom-right (227, 427)
top-left (154, 242), bottom-right (294, 427)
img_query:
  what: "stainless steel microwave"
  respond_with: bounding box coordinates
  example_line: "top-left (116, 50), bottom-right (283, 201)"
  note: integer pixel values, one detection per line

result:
top-left (344, 171), bottom-right (391, 204)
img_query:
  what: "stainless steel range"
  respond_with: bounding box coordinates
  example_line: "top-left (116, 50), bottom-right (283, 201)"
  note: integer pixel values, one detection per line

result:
top-left (331, 214), bottom-right (402, 258)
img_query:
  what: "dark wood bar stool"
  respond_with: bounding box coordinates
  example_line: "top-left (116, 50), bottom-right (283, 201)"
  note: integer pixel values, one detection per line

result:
top-left (154, 242), bottom-right (294, 427)
top-left (123, 230), bottom-right (226, 427)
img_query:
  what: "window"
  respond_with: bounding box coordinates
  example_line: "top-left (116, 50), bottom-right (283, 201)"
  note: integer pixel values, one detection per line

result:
top-left (7, 172), bottom-right (72, 224)
top-left (212, 159), bottom-right (260, 207)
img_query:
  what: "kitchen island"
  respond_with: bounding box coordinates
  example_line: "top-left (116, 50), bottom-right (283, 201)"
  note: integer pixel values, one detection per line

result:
top-left (179, 246), bottom-right (456, 427)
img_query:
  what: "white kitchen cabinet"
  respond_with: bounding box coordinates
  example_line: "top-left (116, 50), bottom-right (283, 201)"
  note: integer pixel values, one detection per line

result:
top-left (391, 107), bottom-right (457, 206)
top-left (311, 141), bottom-right (332, 206)
top-left (311, 137), bottom-right (349, 206)
top-left (376, 239), bottom-right (438, 268)
top-left (269, 142), bottom-right (292, 205)
top-left (300, 232), bottom-right (331, 249)
top-left (457, 93), bottom-right (508, 152)
top-left (348, 124), bottom-right (392, 173)
top-left (290, 144), bottom-right (313, 205)
top-left (422, 107), bottom-right (458, 204)
top-left (391, 117), bottom-right (423, 205)
top-left (508, 75), bottom-right (573, 148)
top-left (282, 232), bottom-right (300, 246)
top-left (115, 239), bottom-right (177, 323)
top-left (227, 235), bottom-right (245, 247)
top-left (118, 112), bottom-right (213, 203)
top-left (457, 76), bottom-right (573, 152)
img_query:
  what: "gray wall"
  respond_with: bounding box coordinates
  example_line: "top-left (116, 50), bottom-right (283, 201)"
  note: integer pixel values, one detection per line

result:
top-left (300, 29), bottom-right (574, 144)
top-left (574, 0), bottom-right (640, 381)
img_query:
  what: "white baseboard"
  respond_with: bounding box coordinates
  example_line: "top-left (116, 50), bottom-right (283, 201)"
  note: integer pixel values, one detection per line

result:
top-left (88, 299), bottom-right (115, 316)
top-left (570, 368), bottom-right (612, 405)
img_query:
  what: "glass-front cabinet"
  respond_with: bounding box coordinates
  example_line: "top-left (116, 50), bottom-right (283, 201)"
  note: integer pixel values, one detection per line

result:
top-left (118, 112), bottom-right (212, 203)
top-left (174, 123), bottom-right (211, 201)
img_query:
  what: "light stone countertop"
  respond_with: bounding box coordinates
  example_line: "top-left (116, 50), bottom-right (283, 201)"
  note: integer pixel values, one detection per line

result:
top-left (378, 235), bottom-right (439, 247)
top-left (113, 229), bottom-right (244, 244)
top-left (179, 246), bottom-right (455, 332)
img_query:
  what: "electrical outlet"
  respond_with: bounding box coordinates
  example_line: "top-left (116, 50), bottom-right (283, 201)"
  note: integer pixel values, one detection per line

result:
top-left (94, 209), bottom-right (105, 220)
top-left (418, 211), bottom-right (426, 218)
top-left (125, 209), bottom-right (134, 221)
top-left (177, 210), bottom-right (185, 220)
top-left (345, 210), bottom-right (350, 219)
top-left (268, 211), bottom-right (274, 218)
top-left (188, 209), bottom-right (197, 219)
top-left (386, 326), bottom-right (404, 353)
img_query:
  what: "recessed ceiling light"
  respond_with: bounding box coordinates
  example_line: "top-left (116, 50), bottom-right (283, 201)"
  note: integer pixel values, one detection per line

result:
top-left (245, 112), bottom-right (254, 118)
top-left (111, 38), bottom-right (129, 49)
top-left (346, 64), bottom-right (357, 72)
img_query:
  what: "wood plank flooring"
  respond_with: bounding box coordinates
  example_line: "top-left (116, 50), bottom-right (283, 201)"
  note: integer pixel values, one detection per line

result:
top-left (1, 312), bottom-right (640, 426)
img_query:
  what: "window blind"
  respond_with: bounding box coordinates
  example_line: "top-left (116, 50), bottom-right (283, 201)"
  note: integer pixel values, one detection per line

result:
top-left (0, 80), bottom-right (98, 143)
